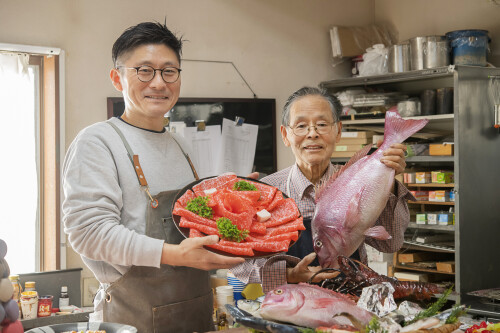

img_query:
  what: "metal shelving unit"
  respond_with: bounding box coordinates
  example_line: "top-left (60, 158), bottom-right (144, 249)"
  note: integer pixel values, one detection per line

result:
top-left (322, 66), bottom-right (500, 309)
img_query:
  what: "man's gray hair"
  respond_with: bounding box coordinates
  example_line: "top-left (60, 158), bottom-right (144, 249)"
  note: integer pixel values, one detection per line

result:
top-left (282, 86), bottom-right (342, 126)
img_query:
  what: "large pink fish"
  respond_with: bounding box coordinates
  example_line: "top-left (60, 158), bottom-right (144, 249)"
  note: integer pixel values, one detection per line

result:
top-left (312, 110), bottom-right (428, 268)
top-left (260, 283), bottom-right (374, 328)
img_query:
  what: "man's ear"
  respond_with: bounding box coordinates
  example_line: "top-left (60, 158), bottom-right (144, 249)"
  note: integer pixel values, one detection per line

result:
top-left (110, 68), bottom-right (123, 91)
top-left (335, 122), bottom-right (342, 143)
top-left (280, 125), bottom-right (291, 147)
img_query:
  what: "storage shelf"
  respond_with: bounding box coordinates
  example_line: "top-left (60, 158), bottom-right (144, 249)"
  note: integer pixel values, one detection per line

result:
top-left (406, 183), bottom-right (455, 188)
top-left (394, 264), bottom-right (456, 275)
top-left (403, 240), bottom-right (455, 253)
top-left (340, 113), bottom-right (454, 125)
top-left (408, 200), bottom-right (455, 205)
top-left (332, 156), bottom-right (454, 164)
top-left (407, 222), bottom-right (455, 232)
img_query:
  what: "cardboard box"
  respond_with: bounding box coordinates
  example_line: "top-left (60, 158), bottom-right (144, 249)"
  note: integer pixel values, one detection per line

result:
top-left (410, 191), bottom-right (429, 201)
top-left (429, 190), bottom-right (450, 202)
top-left (330, 25), bottom-right (395, 58)
top-left (337, 137), bottom-right (371, 145)
top-left (427, 213), bottom-right (438, 225)
top-left (335, 144), bottom-right (366, 152)
top-left (450, 191), bottom-right (455, 202)
top-left (404, 172), bottom-right (416, 184)
top-left (438, 213), bottom-right (454, 225)
top-left (436, 261), bottom-right (456, 273)
top-left (430, 143), bottom-right (454, 156)
top-left (394, 271), bottom-right (430, 282)
top-left (431, 171), bottom-right (454, 184)
top-left (416, 213), bottom-right (427, 224)
top-left (341, 131), bottom-right (374, 139)
top-left (416, 172), bottom-right (432, 184)
top-left (372, 135), bottom-right (384, 144)
top-left (398, 251), bottom-right (436, 263)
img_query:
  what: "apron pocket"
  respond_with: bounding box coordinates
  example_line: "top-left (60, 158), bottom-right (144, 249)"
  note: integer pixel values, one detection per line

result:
top-left (152, 290), bottom-right (214, 333)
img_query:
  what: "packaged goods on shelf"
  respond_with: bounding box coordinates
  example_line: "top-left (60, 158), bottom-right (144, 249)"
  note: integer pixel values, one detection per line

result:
top-left (438, 213), bottom-right (454, 225)
top-left (394, 271), bottom-right (431, 282)
top-left (415, 172), bottom-right (432, 184)
top-left (335, 144), bottom-right (366, 152)
top-left (431, 171), bottom-right (454, 184)
top-left (436, 261), bottom-right (455, 273)
top-left (404, 172), bottom-right (416, 183)
top-left (416, 233), bottom-right (454, 244)
top-left (429, 190), bottom-right (451, 202)
top-left (429, 143), bottom-right (454, 156)
top-left (341, 131), bottom-right (374, 139)
top-left (450, 191), bottom-right (455, 202)
top-left (406, 143), bottom-right (429, 157)
top-left (416, 213), bottom-right (427, 224)
top-left (427, 213), bottom-right (438, 225)
top-left (410, 190), bottom-right (429, 201)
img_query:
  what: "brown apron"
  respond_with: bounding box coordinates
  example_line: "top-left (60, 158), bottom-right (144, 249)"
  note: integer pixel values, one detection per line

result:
top-left (103, 122), bottom-right (214, 333)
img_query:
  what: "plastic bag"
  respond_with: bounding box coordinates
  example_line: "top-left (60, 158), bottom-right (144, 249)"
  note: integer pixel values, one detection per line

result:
top-left (358, 44), bottom-right (389, 76)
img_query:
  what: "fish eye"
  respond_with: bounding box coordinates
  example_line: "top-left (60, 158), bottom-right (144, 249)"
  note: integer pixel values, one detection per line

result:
top-left (274, 289), bottom-right (283, 295)
top-left (315, 239), bottom-right (322, 247)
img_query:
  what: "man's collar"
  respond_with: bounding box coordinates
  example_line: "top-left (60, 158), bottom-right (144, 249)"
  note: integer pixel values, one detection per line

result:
top-left (292, 163), bottom-right (335, 198)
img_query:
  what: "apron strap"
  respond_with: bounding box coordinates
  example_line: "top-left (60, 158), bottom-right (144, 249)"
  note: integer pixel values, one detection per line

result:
top-left (106, 120), bottom-right (199, 207)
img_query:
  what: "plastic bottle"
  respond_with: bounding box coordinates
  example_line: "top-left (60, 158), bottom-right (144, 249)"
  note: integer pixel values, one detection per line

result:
top-left (9, 275), bottom-right (22, 312)
top-left (24, 281), bottom-right (36, 294)
top-left (59, 286), bottom-right (69, 308)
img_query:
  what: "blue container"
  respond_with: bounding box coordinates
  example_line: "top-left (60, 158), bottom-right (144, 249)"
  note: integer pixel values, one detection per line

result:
top-left (233, 291), bottom-right (244, 302)
top-left (445, 29), bottom-right (490, 66)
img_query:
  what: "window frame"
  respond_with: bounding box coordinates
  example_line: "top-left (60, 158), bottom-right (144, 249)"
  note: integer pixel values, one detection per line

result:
top-left (0, 43), bottom-right (66, 272)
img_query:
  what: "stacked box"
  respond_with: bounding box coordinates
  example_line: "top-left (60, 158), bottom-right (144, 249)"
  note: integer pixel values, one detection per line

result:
top-left (450, 191), bottom-right (455, 202)
top-left (427, 213), bottom-right (438, 225)
top-left (333, 131), bottom-right (374, 158)
top-left (404, 172), bottom-right (416, 183)
top-left (416, 213), bottom-right (427, 224)
top-left (429, 143), bottom-right (454, 156)
top-left (438, 213), bottom-right (454, 225)
top-left (415, 172), bottom-right (432, 184)
top-left (410, 191), bottom-right (429, 201)
top-left (429, 190), bottom-right (450, 202)
top-left (431, 171), bottom-right (454, 184)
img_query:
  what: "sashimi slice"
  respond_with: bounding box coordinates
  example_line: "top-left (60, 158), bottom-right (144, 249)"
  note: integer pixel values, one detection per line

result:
top-left (266, 191), bottom-right (285, 211)
top-left (192, 173), bottom-right (237, 196)
top-left (249, 240), bottom-right (290, 252)
top-left (173, 203), bottom-right (218, 228)
top-left (270, 198), bottom-right (300, 225)
top-left (179, 217), bottom-right (219, 236)
top-left (189, 228), bottom-right (204, 238)
top-left (177, 189), bottom-right (196, 207)
top-left (206, 243), bottom-right (255, 256)
top-left (247, 180), bottom-right (277, 206)
top-left (219, 239), bottom-right (253, 248)
top-left (267, 217), bottom-right (305, 236)
top-left (246, 231), bottom-right (298, 243)
top-left (230, 189), bottom-right (261, 204)
top-left (249, 223), bottom-right (266, 234)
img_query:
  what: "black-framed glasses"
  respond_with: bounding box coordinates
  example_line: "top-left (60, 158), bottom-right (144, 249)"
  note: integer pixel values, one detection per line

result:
top-left (288, 122), bottom-right (335, 137)
top-left (117, 65), bottom-right (181, 83)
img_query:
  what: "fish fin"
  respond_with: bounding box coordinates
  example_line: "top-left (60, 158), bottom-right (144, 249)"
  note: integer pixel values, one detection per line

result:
top-left (364, 226), bottom-right (392, 240)
top-left (315, 144), bottom-right (373, 202)
top-left (382, 110), bottom-right (429, 146)
top-left (344, 186), bottom-right (365, 229)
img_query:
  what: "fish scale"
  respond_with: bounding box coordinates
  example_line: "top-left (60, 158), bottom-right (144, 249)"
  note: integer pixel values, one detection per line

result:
top-left (312, 110), bottom-right (429, 268)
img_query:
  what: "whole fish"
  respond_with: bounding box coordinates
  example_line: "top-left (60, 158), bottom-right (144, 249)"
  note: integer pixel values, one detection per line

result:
top-left (260, 283), bottom-right (375, 328)
top-left (312, 110), bottom-right (428, 268)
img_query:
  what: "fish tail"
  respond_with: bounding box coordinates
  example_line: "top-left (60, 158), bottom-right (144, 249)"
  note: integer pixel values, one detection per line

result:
top-left (383, 110), bottom-right (429, 146)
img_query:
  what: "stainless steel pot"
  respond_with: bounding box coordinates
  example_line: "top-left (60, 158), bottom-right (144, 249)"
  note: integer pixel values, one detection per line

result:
top-left (388, 43), bottom-right (411, 73)
top-left (410, 36), bottom-right (427, 70)
top-left (423, 36), bottom-right (450, 68)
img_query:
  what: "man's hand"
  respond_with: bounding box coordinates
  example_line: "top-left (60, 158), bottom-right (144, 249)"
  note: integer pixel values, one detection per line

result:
top-left (161, 235), bottom-right (245, 270)
top-left (246, 172), bottom-right (259, 180)
top-left (286, 253), bottom-right (340, 284)
top-left (379, 142), bottom-right (407, 175)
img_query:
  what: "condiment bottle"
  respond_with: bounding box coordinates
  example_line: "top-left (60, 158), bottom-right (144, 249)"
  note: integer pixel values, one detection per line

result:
top-left (9, 275), bottom-right (22, 312)
top-left (24, 281), bottom-right (36, 293)
top-left (217, 312), bottom-right (228, 330)
top-left (59, 286), bottom-right (69, 308)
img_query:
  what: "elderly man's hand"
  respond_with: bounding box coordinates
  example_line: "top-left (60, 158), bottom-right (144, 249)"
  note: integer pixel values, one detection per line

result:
top-left (379, 142), bottom-right (407, 175)
top-left (286, 253), bottom-right (340, 284)
top-left (246, 172), bottom-right (259, 180)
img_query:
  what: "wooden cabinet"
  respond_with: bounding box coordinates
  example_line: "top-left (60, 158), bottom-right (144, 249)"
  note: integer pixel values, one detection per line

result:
top-left (320, 66), bottom-right (500, 314)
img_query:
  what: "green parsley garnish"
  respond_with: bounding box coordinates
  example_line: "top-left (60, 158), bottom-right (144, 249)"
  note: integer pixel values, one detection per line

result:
top-left (216, 217), bottom-right (248, 242)
top-left (366, 316), bottom-right (387, 333)
top-left (233, 180), bottom-right (257, 191)
top-left (186, 196), bottom-right (213, 219)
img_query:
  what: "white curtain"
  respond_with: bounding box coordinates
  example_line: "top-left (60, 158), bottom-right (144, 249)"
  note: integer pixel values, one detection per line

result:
top-left (0, 53), bottom-right (38, 274)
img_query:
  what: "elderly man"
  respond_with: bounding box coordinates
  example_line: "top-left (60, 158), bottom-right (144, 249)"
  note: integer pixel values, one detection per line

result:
top-left (232, 86), bottom-right (413, 291)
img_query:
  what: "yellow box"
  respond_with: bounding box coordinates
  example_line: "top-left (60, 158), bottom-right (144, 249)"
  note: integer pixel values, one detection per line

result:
top-left (415, 172), bottom-right (432, 184)
top-left (429, 190), bottom-right (450, 202)
top-left (429, 143), bottom-right (454, 156)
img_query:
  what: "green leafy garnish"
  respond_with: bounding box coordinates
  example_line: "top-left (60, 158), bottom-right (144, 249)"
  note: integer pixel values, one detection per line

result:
top-left (186, 196), bottom-right (213, 219)
top-left (233, 180), bottom-right (257, 191)
top-left (216, 217), bottom-right (248, 242)
top-left (445, 304), bottom-right (469, 324)
top-left (366, 316), bottom-right (387, 333)
top-left (405, 285), bottom-right (453, 325)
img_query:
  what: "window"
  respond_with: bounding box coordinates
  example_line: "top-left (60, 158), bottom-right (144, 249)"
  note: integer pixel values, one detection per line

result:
top-left (0, 44), bottom-right (65, 274)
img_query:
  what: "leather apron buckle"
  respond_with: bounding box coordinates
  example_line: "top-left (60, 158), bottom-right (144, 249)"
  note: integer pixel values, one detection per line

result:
top-left (105, 292), bottom-right (112, 303)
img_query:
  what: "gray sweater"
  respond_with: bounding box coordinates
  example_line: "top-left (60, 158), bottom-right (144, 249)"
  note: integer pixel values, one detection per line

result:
top-left (62, 117), bottom-right (197, 285)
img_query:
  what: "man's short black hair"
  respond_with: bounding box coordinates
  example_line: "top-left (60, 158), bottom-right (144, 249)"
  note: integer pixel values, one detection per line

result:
top-left (112, 21), bottom-right (183, 66)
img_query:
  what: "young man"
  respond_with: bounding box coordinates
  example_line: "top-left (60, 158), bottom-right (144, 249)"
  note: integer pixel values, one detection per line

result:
top-left (62, 22), bottom-right (243, 333)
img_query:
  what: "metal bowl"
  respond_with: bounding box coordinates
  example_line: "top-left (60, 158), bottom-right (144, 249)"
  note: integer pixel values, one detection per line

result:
top-left (25, 322), bottom-right (137, 333)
